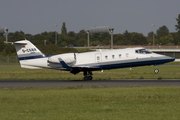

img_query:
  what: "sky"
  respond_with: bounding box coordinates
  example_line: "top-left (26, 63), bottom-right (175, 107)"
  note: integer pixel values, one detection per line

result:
top-left (0, 0), bottom-right (180, 36)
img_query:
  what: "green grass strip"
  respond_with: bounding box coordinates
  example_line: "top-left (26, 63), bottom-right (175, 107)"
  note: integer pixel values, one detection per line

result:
top-left (0, 65), bottom-right (180, 80)
top-left (0, 87), bottom-right (180, 120)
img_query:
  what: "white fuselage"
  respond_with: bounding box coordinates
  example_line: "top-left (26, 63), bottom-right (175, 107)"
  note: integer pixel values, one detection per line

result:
top-left (20, 47), bottom-right (174, 71)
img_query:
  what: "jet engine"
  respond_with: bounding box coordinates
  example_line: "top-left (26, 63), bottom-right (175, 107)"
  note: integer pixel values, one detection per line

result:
top-left (48, 53), bottom-right (76, 65)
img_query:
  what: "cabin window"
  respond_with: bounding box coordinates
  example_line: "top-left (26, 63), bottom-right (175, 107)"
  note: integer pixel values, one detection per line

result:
top-left (112, 55), bottom-right (115, 59)
top-left (105, 56), bottom-right (108, 59)
top-left (119, 54), bottom-right (121, 58)
top-left (126, 53), bottom-right (129, 57)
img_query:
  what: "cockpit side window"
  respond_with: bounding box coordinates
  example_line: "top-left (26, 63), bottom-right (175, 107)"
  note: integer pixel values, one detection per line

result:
top-left (135, 49), bottom-right (152, 54)
top-left (142, 49), bottom-right (152, 54)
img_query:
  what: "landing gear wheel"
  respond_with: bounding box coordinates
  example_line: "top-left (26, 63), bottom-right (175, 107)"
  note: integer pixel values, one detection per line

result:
top-left (88, 76), bottom-right (93, 80)
top-left (154, 68), bottom-right (159, 74)
top-left (84, 76), bottom-right (89, 80)
top-left (84, 76), bottom-right (93, 80)
top-left (83, 71), bottom-right (93, 80)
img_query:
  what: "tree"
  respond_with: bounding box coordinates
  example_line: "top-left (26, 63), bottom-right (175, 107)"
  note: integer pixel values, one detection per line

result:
top-left (64, 36), bottom-right (76, 45)
top-left (24, 33), bottom-right (34, 40)
top-left (68, 31), bottom-right (76, 37)
top-left (0, 33), bottom-right (4, 37)
top-left (158, 34), bottom-right (174, 45)
top-left (156, 25), bottom-right (169, 38)
top-left (48, 31), bottom-right (56, 44)
top-left (90, 33), bottom-right (101, 42)
top-left (8, 31), bottom-right (25, 42)
top-left (147, 31), bottom-right (156, 45)
top-left (0, 37), bottom-right (5, 52)
top-left (3, 43), bottom-right (16, 55)
top-left (123, 30), bottom-right (132, 45)
top-left (147, 31), bottom-right (153, 40)
top-left (114, 34), bottom-right (127, 45)
top-left (173, 31), bottom-right (180, 45)
top-left (123, 30), bottom-right (131, 40)
top-left (58, 34), bottom-right (66, 46)
top-left (174, 14), bottom-right (180, 45)
top-left (76, 30), bottom-right (87, 39)
top-left (77, 39), bottom-right (87, 46)
top-left (61, 22), bottom-right (67, 35)
top-left (130, 32), bottom-right (147, 45)
top-left (175, 14), bottom-right (180, 31)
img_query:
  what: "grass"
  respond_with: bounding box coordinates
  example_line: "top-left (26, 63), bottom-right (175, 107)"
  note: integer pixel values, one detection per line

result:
top-left (0, 64), bottom-right (180, 80)
top-left (0, 87), bottom-right (180, 120)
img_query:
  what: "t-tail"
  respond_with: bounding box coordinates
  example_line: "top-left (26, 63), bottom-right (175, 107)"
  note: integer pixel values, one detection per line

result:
top-left (13, 40), bottom-right (45, 69)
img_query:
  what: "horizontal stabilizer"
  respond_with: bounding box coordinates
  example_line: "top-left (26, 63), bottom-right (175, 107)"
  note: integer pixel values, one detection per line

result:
top-left (13, 40), bottom-right (27, 45)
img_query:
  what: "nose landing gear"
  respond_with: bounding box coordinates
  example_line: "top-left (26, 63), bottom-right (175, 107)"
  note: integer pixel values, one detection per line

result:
top-left (154, 66), bottom-right (159, 74)
top-left (154, 68), bottom-right (159, 74)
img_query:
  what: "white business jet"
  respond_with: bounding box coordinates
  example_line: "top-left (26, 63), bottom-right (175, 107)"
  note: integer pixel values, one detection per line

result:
top-left (13, 40), bottom-right (175, 80)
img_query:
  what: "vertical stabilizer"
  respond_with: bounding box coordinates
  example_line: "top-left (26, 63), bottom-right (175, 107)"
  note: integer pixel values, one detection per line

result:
top-left (13, 40), bottom-right (45, 61)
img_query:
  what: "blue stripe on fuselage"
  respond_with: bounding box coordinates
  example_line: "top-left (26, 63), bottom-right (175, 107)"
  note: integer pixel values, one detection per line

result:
top-left (73, 57), bottom-right (174, 70)
top-left (18, 55), bottom-right (53, 60)
top-left (100, 58), bottom-right (175, 70)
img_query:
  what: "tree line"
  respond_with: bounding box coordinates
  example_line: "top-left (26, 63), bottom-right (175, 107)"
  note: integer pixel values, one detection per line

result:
top-left (0, 14), bottom-right (180, 55)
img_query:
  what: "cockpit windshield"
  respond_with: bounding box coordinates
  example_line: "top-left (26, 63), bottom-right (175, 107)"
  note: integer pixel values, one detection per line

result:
top-left (135, 49), bottom-right (152, 54)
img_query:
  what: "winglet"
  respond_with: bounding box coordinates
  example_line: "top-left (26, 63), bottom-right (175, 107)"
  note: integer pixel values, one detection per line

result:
top-left (58, 58), bottom-right (70, 68)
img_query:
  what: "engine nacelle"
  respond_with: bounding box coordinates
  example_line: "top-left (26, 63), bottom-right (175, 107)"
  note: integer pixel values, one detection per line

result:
top-left (48, 53), bottom-right (76, 64)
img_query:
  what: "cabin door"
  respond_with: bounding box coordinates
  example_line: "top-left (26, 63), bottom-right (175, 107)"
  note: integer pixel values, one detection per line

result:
top-left (95, 53), bottom-right (102, 63)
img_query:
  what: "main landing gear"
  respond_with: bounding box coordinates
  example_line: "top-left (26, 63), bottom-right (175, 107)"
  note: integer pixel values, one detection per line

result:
top-left (83, 71), bottom-right (93, 80)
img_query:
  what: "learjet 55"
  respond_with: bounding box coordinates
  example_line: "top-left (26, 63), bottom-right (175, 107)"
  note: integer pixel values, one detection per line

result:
top-left (13, 40), bottom-right (175, 80)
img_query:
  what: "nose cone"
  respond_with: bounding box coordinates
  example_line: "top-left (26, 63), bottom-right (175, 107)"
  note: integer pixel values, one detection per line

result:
top-left (169, 57), bottom-right (175, 62)
top-left (153, 53), bottom-right (175, 64)
top-left (165, 56), bottom-right (175, 62)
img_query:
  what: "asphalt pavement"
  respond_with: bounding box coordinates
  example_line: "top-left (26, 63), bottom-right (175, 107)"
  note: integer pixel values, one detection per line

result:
top-left (0, 80), bottom-right (180, 88)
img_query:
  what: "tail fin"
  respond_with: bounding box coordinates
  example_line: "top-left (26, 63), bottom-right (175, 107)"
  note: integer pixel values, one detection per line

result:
top-left (13, 40), bottom-right (45, 60)
top-left (13, 40), bottom-right (45, 68)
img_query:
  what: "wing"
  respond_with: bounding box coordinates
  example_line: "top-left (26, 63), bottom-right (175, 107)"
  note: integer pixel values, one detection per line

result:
top-left (58, 58), bottom-right (101, 74)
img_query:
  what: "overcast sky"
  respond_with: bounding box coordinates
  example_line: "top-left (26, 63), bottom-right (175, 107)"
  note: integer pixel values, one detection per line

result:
top-left (0, 0), bottom-right (180, 36)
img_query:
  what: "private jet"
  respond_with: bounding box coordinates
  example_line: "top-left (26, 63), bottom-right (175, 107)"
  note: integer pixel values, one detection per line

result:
top-left (13, 40), bottom-right (175, 80)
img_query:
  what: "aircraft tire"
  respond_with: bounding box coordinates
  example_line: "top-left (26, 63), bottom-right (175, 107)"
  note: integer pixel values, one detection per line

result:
top-left (84, 76), bottom-right (93, 80)
top-left (154, 68), bottom-right (159, 74)
top-left (84, 76), bottom-right (88, 80)
top-left (88, 76), bottom-right (93, 80)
